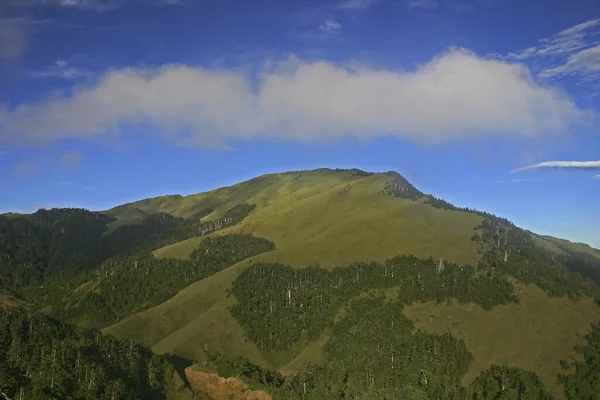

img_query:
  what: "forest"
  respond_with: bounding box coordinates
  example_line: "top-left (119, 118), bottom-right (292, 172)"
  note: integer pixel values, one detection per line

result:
top-left (0, 308), bottom-right (169, 400)
top-left (1, 195), bottom-right (600, 399)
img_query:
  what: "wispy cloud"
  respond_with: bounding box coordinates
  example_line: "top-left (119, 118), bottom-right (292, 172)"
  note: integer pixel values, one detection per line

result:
top-left (337, 0), bottom-right (375, 10)
top-left (594, 175), bottom-right (600, 180)
top-left (0, 49), bottom-right (587, 147)
top-left (59, 150), bottom-right (83, 165)
top-left (539, 44), bottom-right (600, 79)
top-left (298, 20), bottom-right (343, 41)
top-left (503, 18), bottom-right (600, 84)
top-left (496, 178), bottom-right (542, 183)
top-left (512, 160), bottom-right (600, 173)
top-left (407, 0), bottom-right (438, 9)
top-left (34, 0), bottom-right (182, 11)
top-left (36, 0), bottom-right (125, 11)
top-left (12, 161), bottom-right (36, 176)
top-left (318, 20), bottom-right (342, 33)
top-left (506, 18), bottom-right (600, 60)
top-left (30, 59), bottom-right (92, 79)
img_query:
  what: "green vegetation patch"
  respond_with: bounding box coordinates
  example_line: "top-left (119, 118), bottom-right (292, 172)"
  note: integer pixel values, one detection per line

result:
top-left (404, 284), bottom-right (600, 398)
top-left (53, 234), bottom-right (274, 327)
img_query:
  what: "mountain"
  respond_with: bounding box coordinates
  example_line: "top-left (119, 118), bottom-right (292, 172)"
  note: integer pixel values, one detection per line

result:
top-left (1, 168), bottom-right (599, 399)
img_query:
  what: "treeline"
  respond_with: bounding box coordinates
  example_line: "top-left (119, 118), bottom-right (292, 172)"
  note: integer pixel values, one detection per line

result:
top-left (470, 365), bottom-right (552, 399)
top-left (52, 234), bottom-right (275, 326)
top-left (230, 256), bottom-right (517, 354)
top-left (561, 323), bottom-right (600, 399)
top-left (0, 307), bottom-right (169, 399)
top-left (105, 204), bottom-right (256, 254)
top-left (474, 217), bottom-right (600, 302)
top-left (0, 209), bottom-right (113, 286)
top-left (0, 204), bottom-right (256, 290)
top-left (379, 173), bottom-right (424, 200)
top-left (204, 336), bottom-right (552, 399)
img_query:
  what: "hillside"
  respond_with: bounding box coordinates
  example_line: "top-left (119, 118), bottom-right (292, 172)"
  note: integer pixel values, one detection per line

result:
top-left (1, 168), bottom-right (600, 399)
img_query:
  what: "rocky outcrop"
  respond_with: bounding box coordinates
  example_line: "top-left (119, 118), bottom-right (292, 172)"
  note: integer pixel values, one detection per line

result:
top-left (184, 366), bottom-right (271, 400)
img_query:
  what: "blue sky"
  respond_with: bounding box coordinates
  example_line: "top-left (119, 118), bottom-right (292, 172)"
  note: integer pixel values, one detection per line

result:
top-left (0, 0), bottom-right (599, 248)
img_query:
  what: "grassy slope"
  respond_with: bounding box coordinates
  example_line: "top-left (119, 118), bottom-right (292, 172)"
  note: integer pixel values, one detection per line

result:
top-left (541, 235), bottom-right (600, 259)
top-left (104, 258), bottom-right (273, 368)
top-left (404, 283), bottom-right (600, 399)
top-left (153, 170), bottom-right (481, 268)
top-left (102, 168), bottom-right (600, 396)
top-left (105, 169), bottom-right (481, 369)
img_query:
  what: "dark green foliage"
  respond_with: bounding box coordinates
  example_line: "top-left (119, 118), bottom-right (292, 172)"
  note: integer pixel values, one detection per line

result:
top-left (0, 307), bottom-right (167, 399)
top-left (0, 208), bottom-right (113, 286)
top-left (53, 234), bottom-right (275, 325)
top-left (0, 204), bottom-right (255, 291)
top-left (325, 297), bottom-right (471, 399)
top-left (206, 352), bottom-right (285, 389)
top-left (380, 173), bottom-right (423, 200)
top-left (333, 168), bottom-right (374, 177)
top-left (475, 217), bottom-right (600, 302)
top-left (424, 195), bottom-right (459, 210)
top-left (561, 323), bottom-right (600, 400)
top-left (231, 257), bottom-right (517, 354)
top-left (469, 365), bottom-right (552, 400)
top-left (210, 298), bottom-right (473, 399)
top-left (556, 252), bottom-right (600, 286)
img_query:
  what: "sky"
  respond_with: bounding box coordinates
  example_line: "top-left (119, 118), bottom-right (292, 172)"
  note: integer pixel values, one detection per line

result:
top-left (0, 0), bottom-right (599, 248)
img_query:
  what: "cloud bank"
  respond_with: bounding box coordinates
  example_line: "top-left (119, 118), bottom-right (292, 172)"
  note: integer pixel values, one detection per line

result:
top-left (512, 161), bottom-right (600, 173)
top-left (0, 48), bottom-right (587, 147)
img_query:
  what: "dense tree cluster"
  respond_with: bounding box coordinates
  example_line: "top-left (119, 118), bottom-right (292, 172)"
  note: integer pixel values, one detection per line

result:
top-left (0, 308), bottom-right (168, 399)
top-left (474, 217), bottom-right (600, 302)
top-left (333, 168), bottom-right (375, 177)
top-left (206, 341), bottom-right (552, 399)
top-left (53, 234), bottom-right (275, 326)
top-left (230, 256), bottom-right (516, 354)
top-left (0, 209), bottom-right (113, 286)
top-left (0, 204), bottom-right (256, 291)
top-left (561, 323), bottom-right (600, 400)
top-left (469, 365), bottom-right (552, 400)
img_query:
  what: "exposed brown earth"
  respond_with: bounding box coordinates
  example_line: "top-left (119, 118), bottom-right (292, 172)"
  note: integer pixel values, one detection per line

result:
top-left (184, 366), bottom-right (272, 400)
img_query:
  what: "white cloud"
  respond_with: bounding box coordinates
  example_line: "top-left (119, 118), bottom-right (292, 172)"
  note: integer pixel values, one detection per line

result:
top-left (59, 150), bottom-right (83, 165)
top-left (0, 48), bottom-right (587, 147)
top-left (512, 160), bottom-right (600, 173)
top-left (540, 44), bottom-right (600, 79)
top-left (337, 0), bottom-right (375, 10)
top-left (30, 59), bottom-right (92, 79)
top-left (407, 0), bottom-right (438, 9)
top-left (318, 20), bottom-right (342, 33)
top-left (503, 18), bottom-right (600, 85)
top-left (558, 19), bottom-right (600, 37)
top-left (594, 175), bottom-right (600, 180)
top-left (507, 18), bottom-right (600, 60)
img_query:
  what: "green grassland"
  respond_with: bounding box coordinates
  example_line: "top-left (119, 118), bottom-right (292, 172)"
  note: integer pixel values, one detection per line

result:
top-left (153, 170), bottom-right (482, 268)
top-left (404, 283), bottom-right (600, 399)
top-left (103, 258), bottom-right (273, 368)
top-left (100, 168), bottom-right (600, 398)
top-left (106, 169), bottom-right (483, 368)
